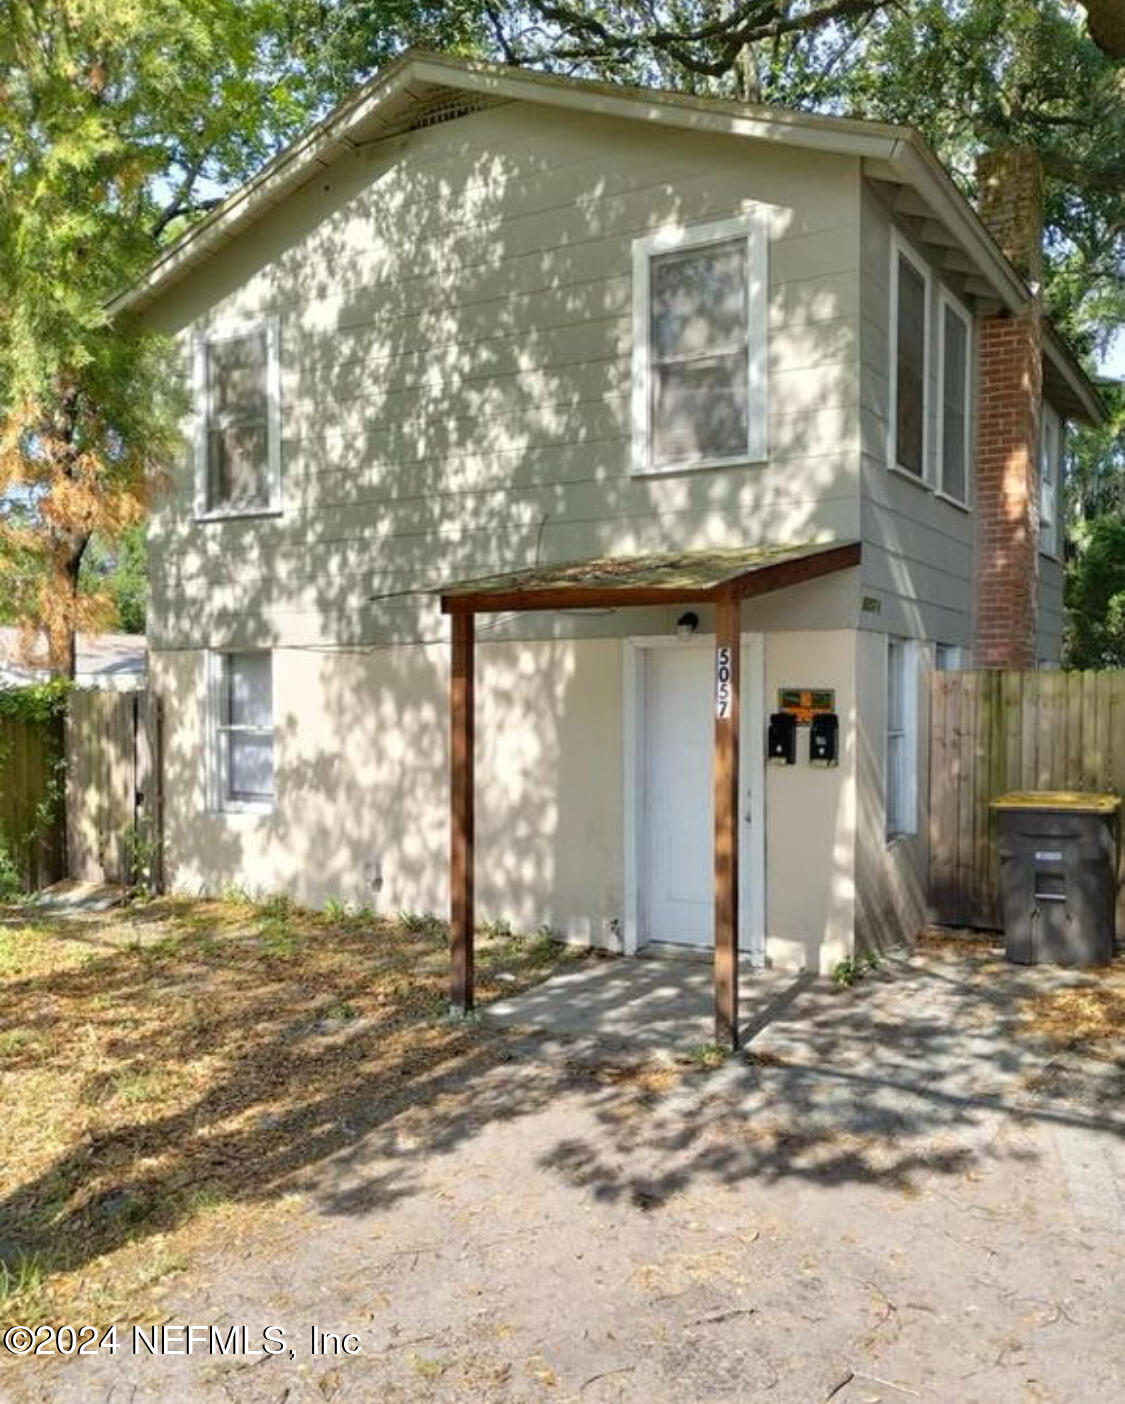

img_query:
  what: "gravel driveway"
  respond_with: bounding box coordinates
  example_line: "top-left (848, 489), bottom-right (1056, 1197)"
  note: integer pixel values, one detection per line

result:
top-left (11, 941), bottom-right (1124, 1403)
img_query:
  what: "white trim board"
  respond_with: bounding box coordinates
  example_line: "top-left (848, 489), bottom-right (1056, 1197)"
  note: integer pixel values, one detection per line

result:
top-left (622, 632), bottom-right (765, 963)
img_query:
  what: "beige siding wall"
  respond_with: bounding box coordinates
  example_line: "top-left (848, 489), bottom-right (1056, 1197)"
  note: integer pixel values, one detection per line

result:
top-left (762, 628), bottom-right (856, 972)
top-left (152, 604), bottom-right (860, 971)
top-left (151, 638), bottom-right (625, 937)
top-left (145, 102), bottom-right (862, 653)
top-left (858, 185), bottom-right (976, 649)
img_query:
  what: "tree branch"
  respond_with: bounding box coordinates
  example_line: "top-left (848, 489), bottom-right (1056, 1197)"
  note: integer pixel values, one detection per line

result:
top-left (1040, 149), bottom-right (1125, 195)
top-left (529, 0), bottom-right (890, 77)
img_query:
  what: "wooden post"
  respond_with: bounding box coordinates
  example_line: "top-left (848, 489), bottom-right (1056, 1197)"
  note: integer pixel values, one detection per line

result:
top-left (450, 610), bottom-right (475, 1013)
top-left (713, 593), bottom-right (740, 1048)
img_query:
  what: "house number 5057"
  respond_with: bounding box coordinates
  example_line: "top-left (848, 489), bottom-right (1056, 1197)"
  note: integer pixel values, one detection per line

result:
top-left (715, 646), bottom-right (733, 719)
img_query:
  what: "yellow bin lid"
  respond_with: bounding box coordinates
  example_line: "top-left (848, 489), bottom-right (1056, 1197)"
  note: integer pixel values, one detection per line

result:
top-left (991, 790), bottom-right (1121, 814)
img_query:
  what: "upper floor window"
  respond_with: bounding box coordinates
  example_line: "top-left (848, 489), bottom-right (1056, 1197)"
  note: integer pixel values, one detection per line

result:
top-left (194, 317), bottom-right (281, 518)
top-left (632, 213), bottom-right (768, 476)
top-left (1039, 401), bottom-right (1061, 557)
top-left (208, 650), bottom-right (275, 813)
top-left (889, 236), bottom-right (930, 480)
top-left (938, 295), bottom-right (971, 505)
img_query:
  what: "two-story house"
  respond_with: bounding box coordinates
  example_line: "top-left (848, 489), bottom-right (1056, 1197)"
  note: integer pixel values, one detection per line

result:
top-left (110, 53), bottom-right (1103, 1005)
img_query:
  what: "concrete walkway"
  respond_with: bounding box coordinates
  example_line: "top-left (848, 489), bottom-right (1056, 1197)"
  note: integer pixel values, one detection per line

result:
top-left (17, 942), bottom-right (1125, 1404)
top-left (485, 953), bottom-right (816, 1050)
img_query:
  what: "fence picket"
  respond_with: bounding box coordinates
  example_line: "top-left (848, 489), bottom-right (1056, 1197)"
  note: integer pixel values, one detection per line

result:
top-left (930, 668), bottom-right (1125, 929)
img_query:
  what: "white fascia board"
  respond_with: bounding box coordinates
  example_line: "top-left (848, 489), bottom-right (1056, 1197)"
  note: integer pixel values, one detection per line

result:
top-left (408, 53), bottom-right (906, 159)
top-left (107, 59), bottom-right (426, 318)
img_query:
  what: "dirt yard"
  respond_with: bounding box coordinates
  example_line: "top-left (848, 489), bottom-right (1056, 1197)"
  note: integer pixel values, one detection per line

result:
top-left (1, 905), bottom-right (1123, 1403)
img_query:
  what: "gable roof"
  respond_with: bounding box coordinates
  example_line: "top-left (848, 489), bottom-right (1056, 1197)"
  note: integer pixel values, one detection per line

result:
top-left (108, 50), bottom-right (1103, 423)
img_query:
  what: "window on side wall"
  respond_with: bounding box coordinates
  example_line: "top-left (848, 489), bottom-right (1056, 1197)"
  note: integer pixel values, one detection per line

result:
top-left (1039, 402), bottom-right (1061, 557)
top-left (209, 651), bottom-right (275, 812)
top-left (885, 637), bottom-right (918, 840)
top-left (938, 295), bottom-right (971, 505)
top-left (632, 213), bottom-right (768, 476)
top-left (935, 643), bottom-right (965, 671)
top-left (194, 318), bottom-right (281, 517)
top-left (890, 238), bottom-right (930, 480)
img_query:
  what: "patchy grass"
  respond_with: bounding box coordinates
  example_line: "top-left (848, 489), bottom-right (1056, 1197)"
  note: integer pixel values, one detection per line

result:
top-left (915, 927), bottom-right (1004, 960)
top-left (0, 895), bottom-right (581, 1326)
top-left (1022, 976), bottom-right (1125, 1049)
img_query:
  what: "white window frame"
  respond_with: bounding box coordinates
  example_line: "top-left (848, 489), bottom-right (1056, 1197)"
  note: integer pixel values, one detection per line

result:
top-left (205, 650), bottom-right (275, 815)
top-left (1039, 401), bottom-right (1061, 559)
top-left (884, 636), bottom-right (919, 842)
top-left (193, 315), bottom-right (282, 521)
top-left (631, 211), bottom-right (769, 477)
top-left (887, 231), bottom-right (932, 486)
top-left (935, 289), bottom-right (973, 509)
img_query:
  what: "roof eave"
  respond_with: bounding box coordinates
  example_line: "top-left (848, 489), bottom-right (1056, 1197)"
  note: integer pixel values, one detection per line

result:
top-left (1042, 325), bottom-right (1107, 426)
top-left (880, 137), bottom-right (1028, 313)
top-left (108, 51), bottom-right (907, 321)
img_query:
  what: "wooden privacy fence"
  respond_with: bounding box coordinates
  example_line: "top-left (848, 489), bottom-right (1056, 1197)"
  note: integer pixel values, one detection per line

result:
top-left (0, 714), bottom-right (66, 891)
top-left (930, 669), bottom-right (1125, 930)
top-left (66, 691), bottom-right (163, 891)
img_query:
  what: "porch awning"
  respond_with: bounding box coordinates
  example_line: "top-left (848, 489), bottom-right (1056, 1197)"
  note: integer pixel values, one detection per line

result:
top-left (439, 540), bottom-right (861, 613)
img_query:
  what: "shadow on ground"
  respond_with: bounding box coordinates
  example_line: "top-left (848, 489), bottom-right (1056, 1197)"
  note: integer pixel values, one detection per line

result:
top-left (1, 904), bottom-right (1122, 1304)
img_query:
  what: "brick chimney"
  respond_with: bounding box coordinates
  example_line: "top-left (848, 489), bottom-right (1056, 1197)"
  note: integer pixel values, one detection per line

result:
top-left (972, 148), bottom-right (1043, 669)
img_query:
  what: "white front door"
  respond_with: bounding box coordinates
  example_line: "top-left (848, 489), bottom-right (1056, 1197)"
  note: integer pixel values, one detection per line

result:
top-left (629, 635), bottom-right (765, 957)
top-left (643, 646), bottom-right (714, 945)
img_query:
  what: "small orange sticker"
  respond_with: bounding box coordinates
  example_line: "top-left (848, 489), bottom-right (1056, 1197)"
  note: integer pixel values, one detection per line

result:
top-left (777, 688), bottom-right (835, 725)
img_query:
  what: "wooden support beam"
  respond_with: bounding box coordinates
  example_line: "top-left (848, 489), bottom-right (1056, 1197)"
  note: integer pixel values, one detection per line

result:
top-left (713, 593), bottom-right (740, 1050)
top-left (450, 610), bottom-right (475, 1013)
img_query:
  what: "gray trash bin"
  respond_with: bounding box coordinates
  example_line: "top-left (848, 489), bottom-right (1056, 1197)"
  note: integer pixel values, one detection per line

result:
top-left (992, 791), bottom-right (1120, 967)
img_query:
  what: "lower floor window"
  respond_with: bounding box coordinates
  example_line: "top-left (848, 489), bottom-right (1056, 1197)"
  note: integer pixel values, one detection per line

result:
top-left (934, 643), bottom-right (965, 671)
top-left (212, 651), bottom-right (274, 809)
top-left (885, 637), bottom-right (917, 839)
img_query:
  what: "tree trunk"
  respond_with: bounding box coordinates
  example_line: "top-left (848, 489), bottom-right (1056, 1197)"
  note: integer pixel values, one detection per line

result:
top-left (59, 535), bottom-right (89, 682)
top-left (1081, 0), bottom-right (1125, 58)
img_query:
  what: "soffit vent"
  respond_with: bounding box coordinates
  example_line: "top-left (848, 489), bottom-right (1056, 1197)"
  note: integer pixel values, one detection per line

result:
top-left (401, 88), bottom-right (508, 133)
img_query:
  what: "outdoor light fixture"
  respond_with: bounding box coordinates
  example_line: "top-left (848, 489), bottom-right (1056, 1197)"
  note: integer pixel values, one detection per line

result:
top-left (675, 611), bottom-right (700, 638)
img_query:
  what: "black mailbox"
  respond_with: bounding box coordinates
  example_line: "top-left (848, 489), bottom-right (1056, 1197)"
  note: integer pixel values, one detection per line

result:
top-left (810, 713), bottom-right (838, 767)
top-left (767, 711), bottom-right (796, 765)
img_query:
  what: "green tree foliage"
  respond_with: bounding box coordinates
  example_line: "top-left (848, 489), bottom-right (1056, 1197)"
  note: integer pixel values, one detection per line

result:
top-left (1065, 513), bottom-right (1125, 666)
top-left (78, 523), bottom-right (147, 634)
top-left (1, 0), bottom-right (1120, 673)
top-left (0, 0), bottom-right (332, 674)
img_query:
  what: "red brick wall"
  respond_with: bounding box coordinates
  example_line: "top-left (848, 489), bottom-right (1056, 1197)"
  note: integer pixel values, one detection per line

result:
top-left (972, 147), bottom-right (1044, 669)
top-left (973, 310), bottom-right (1041, 668)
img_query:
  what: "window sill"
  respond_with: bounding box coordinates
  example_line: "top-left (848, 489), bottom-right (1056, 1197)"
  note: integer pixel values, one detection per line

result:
top-left (1039, 546), bottom-right (1061, 563)
top-left (934, 490), bottom-right (971, 514)
top-left (194, 506), bottom-right (284, 524)
top-left (887, 462), bottom-right (931, 492)
top-left (631, 452), bottom-right (768, 479)
top-left (211, 801), bottom-right (274, 818)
